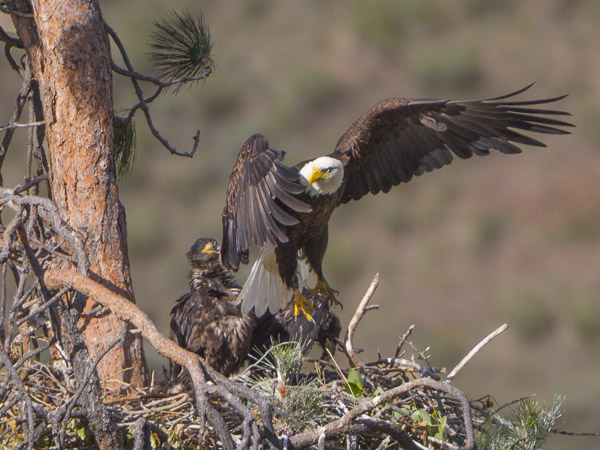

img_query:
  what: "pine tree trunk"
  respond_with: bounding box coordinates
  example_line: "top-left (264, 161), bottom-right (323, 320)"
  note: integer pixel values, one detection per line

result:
top-left (11, 0), bottom-right (148, 388)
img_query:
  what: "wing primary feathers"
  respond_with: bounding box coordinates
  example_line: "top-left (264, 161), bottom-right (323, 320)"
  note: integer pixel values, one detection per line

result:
top-left (481, 82), bottom-right (536, 101)
top-left (444, 114), bottom-right (500, 139)
top-left (488, 128), bottom-right (547, 147)
top-left (509, 121), bottom-right (572, 135)
top-left (502, 112), bottom-right (574, 127)
top-left (222, 134), bottom-right (310, 270)
top-left (496, 106), bottom-right (572, 116)
top-left (490, 93), bottom-right (569, 106)
top-left (332, 85), bottom-right (571, 205)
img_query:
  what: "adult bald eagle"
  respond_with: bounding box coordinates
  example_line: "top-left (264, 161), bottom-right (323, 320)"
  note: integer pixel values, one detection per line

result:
top-left (169, 237), bottom-right (255, 379)
top-left (221, 85), bottom-right (573, 317)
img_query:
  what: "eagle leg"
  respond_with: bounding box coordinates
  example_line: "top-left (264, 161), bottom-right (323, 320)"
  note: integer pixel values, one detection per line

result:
top-left (293, 288), bottom-right (315, 321)
top-left (310, 278), bottom-right (343, 309)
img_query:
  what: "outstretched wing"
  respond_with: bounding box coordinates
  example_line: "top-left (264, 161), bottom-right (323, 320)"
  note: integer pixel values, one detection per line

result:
top-left (331, 84), bottom-right (573, 204)
top-left (221, 134), bottom-right (311, 271)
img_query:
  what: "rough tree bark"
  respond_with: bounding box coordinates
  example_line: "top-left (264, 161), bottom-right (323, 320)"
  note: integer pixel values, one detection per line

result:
top-left (10, 0), bottom-right (148, 388)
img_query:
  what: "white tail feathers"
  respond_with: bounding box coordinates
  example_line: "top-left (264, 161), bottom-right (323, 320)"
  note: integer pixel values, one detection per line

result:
top-left (237, 245), bottom-right (310, 316)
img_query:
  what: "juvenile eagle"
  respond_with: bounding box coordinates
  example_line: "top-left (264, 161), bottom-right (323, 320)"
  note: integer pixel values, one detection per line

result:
top-left (169, 237), bottom-right (254, 378)
top-left (221, 85), bottom-right (573, 317)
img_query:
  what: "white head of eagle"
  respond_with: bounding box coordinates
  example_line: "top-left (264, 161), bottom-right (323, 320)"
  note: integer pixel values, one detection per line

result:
top-left (299, 156), bottom-right (344, 197)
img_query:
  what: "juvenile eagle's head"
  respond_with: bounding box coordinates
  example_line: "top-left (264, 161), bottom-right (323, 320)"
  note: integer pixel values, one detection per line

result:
top-left (299, 156), bottom-right (344, 197)
top-left (188, 237), bottom-right (221, 266)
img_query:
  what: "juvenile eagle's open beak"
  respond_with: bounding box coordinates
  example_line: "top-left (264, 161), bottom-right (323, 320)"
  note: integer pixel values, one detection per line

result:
top-left (202, 242), bottom-right (220, 253)
top-left (308, 167), bottom-right (328, 186)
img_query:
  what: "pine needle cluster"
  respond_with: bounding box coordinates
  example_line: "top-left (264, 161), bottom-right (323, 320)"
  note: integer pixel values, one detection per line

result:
top-left (478, 396), bottom-right (564, 450)
top-left (149, 10), bottom-right (214, 88)
top-left (239, 339), bottom-right (328, 428)
top-left (113, 115), bottom-right (136, 179)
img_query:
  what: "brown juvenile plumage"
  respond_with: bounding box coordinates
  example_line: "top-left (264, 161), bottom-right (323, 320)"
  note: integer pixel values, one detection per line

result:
top-left (221, 85), bottom-right (573, 317)
top-left (169, 238), bottom-right (254, 380)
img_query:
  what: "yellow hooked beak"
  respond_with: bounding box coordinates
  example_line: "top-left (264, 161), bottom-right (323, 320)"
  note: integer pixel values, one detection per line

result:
top-left (202, 242), bottom-right (219, 254)
top-left (308, 167), bottom-right (328, 186)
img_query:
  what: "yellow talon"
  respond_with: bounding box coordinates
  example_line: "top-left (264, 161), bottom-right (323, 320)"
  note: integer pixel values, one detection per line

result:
top-left (293, 289), bottom-right (315, 321)
top-left (310, 279), bottom-right (342, 309)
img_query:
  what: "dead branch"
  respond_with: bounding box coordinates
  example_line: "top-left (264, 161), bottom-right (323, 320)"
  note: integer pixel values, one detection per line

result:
top-left (0, 25), bottom-right (24, 48)
top-left (446, 323), bottom-right (509, 383)
top-left (0, 65), bottom-right (32, 181)
top-left (52, 301), bottom-right (124, 450)
top-left (289, 377), bottom-right (476, 450)
top-left (345, 273), bottom-right (380, 367)
top-left (105, 23), bottom-right (207, 158)
top-left (43, 269), bottom-right (208, 392)
top-left (0, 190), bottom-right (89, 274)
top-left (394, 323), bottom-right (416, 360)
top-left (0, 349), bottom-right (35, 450)
top-left (0, 120), bottom-right (44, 132)
top-left (43, 267), bottom-right (278, 448)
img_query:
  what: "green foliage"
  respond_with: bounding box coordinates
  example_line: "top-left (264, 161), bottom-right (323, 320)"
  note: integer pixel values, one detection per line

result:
top-left (411, 408), bottom-right (448, 440)
top-left (0, 416), bottom-right (99, 449)
top-left (477, 396), bottom-right (564, 450)
top-left (242, 339), bottom-right (327, 427)
top-left (113, 115), bottom-right (136, 180)
top-left (269, 338), bottom-right (305, 382)
top-left (149, 10), bottom-right (214, 88)
top-left (279, 378), bottom-right (327, 427)
top-left (345, 368), bottom-right (365, 397)
top-left (74, 419), bottom-right (95, 445)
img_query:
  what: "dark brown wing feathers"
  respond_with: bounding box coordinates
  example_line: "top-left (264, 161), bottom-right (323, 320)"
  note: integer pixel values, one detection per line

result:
top-left (222, 134), bottom-right (311, 271)
top-left (332, 85), bottom-right (573, 204)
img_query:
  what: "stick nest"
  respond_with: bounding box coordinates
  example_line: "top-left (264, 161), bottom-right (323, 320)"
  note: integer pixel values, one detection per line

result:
top-left (0, 187), bottom-right (526, 450)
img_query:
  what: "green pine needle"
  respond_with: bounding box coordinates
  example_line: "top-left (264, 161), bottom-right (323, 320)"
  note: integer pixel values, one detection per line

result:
top-left (477, 396), bottom-right (564, 450)
top-left (113, 115), bottom-right (136, 180)
top-left (149, 10), bottom-right (214, 89)
top-left (240, 338), bottom-right (326, 427)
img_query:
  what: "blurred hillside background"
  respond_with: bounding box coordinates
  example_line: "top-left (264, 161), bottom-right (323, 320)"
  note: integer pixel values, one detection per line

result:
top-left (2, 1), bottom-right (599, 448)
